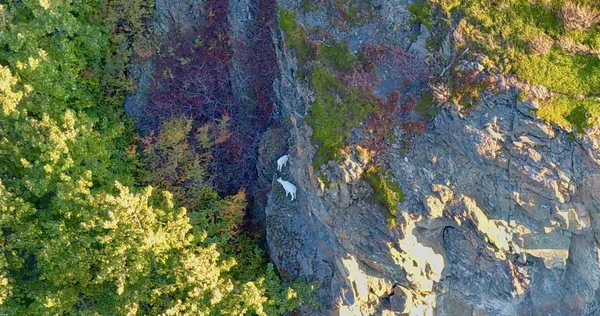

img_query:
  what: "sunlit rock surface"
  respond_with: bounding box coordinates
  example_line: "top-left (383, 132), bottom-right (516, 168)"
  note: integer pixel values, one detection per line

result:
top-left (266, 2), bottom-right (600, 314)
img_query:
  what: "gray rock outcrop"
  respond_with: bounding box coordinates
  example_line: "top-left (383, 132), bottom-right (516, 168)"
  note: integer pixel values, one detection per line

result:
top-left (266, 3), bottom-right (600, 315)
top-left (391, 94), bottom-right (600, 315)
top-left (267, 66), bottom-right (600, 313)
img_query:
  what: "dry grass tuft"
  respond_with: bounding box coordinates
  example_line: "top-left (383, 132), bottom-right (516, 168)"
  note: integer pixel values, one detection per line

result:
top-left (560, 2), bottom-right (600, 31)
top-left (431, 83), bottom-right (451, 104)
top-left (528, 33), bottom-right (554, 55)
top-left (558, 37), bottom-right (600, 57)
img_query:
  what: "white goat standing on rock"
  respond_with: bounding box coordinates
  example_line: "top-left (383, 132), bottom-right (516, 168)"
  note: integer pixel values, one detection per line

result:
top-left (275, 154), bottom-right (297, 201)
top-left (277, 177), bottom-right (297, 201)
top-left (276, 154), bottom-right (288, 172)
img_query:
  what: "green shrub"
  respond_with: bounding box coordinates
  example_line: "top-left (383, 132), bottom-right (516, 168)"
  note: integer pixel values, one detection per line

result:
top-left (537, 96), bottom-right (600, 133)
top-left (278, 9), bottom-right (311, 62)
top-left (437, 0), bottom-right (600, 129)
top-left (321, 41), bottom-right (357, 70)
top-left (139, 117), bottom-right (211, 210)
top-left (301, 0), bottom-right (318, 12)
top-left (365, 165), bottom-right (404, 227)
top-left (306, 66), bottom-right (377, 168)
top-left (0, 2), bottom-right (309, 314)
top-left (408, 1), bottom-right (433, 29)
top-left (516, 48), bottom-right (600, 95)
top-left (416, 91), bottom-right (438, 119)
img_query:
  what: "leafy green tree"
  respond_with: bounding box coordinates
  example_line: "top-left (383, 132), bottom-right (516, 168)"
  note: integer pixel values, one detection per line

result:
top-left (139, 117), bottom-right (211, 211)
top-left (0, 1), bottom-right (312, 314)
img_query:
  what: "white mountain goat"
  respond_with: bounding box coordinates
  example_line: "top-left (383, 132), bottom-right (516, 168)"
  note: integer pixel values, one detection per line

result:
top-left (276, 154), bottom-right (289, 172)
top-left (485, 117), bottom-right (505, 142)
top-left (277, 177), bottom-right (297, 201)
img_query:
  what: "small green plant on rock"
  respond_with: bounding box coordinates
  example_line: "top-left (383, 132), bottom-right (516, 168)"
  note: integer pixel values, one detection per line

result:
top-left (306, 66), bottom-right (377, 169)
top-left (416, 90), bottom-right (439, 119)
top-left (537, 96), bottom-right (600, 133)
top-left (301, 0), bottom-right (319, 12)
top-left (408, 1), bottom-right (433, 29)
top-left (333, 0), bottom-right (377, 27)
top-left (448, 69), bottom-right (496, 110)
top-left (278, 9), bottom-right (312, 62)
top-left (317, 173), bottom-right (333, 189)
top-left (320, 41), bottom-right (357, 70)
top-left (365, 165), bottom-right (404, 228)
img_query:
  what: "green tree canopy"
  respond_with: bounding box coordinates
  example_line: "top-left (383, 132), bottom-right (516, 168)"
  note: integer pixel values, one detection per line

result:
top-left (0, 1), bottom-right (310, 314)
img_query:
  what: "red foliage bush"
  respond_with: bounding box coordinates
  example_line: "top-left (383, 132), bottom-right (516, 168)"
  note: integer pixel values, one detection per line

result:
top-left (363, 91), bottom-right (401, 152)
top-left (399, 94), bottom-right (416, 113)
top-left (365, 42), bottom-right (387, 62)
top-left (145, 0), bottom-right (279, 195)
top-left (400, 78), bottom-right (411, 89)
top-left (450, 68), bottom-right (497, 108)
top-left (358, 42), bottom-right (386, 72)
top-left (360, 91), bottom-right (428, 155)
top-left (380, 47), bottom-right (429, 83)
top-left (453, 69), bottom-right (497, 89)
top-left (342, 63), bottom-right (381, 91)
top-left (400, 120), bottom-right (427, 135)
top-left (380, 90), bottom-right (400, 117)
top-left (243, 0), bottom-right (279, 122)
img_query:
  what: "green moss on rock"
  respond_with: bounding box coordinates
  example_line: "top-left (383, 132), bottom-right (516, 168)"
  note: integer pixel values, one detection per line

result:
top-left (278, 9), bottom-right (311, 63)
top-left (365, 165), bottom-right (404, 227)
top-left (306, 66), bottom-right (377, 169)
top-left (320, 41), bottom-right (357, 70)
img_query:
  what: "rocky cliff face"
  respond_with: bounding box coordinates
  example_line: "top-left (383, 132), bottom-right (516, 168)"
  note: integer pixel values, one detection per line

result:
top-left (390, 95), bottom-right (600, 315)
top-left (265, 2), bottom-right (600, 316)
top-left (126, 0), bottom-right (600, 314)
